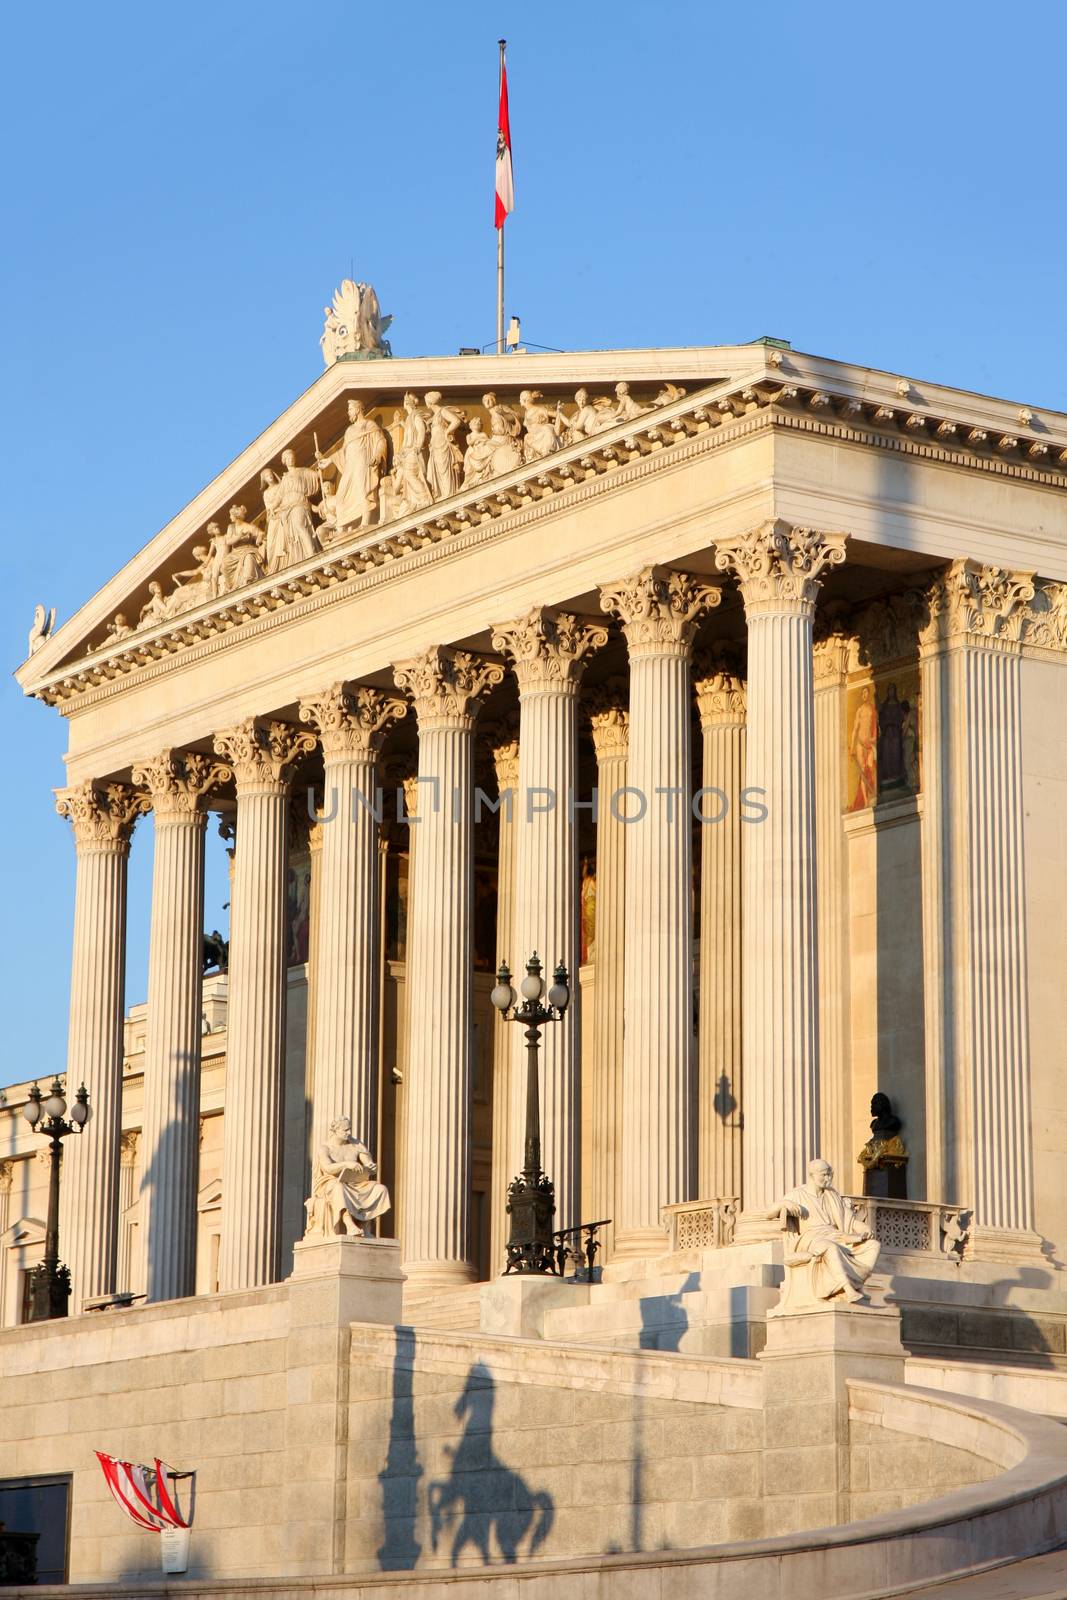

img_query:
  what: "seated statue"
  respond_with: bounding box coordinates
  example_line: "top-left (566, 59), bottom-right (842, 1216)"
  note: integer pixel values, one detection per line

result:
top-left (773, 1158), bottom-right (881, 1308)
top-left (304, 1116), bottom-right (391, 1239)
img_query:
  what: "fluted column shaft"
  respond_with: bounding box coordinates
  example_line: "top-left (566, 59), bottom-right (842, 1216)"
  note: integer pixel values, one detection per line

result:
top-left (393, 647), bottom-right (503, 1282)
top-left (588, 692), bottom-right (628, 1255)
top-left (214, 720), bottom-right (315, 1290)
top-left (55, 782), bottom-right (147, 1309)
top-left (300, 686), bottom-right (406, 1153)
top-left (492, 609), bottom-right (607, 1231)
top-left (133, 751), bottom-right (227, 1303)
top-left (694, 661), bottom-right (746, 1201)
top-left (601, 568), bottom-right (719, 1255)
top-left (489, 728), bottom-right (519, 1274)
top-left (813, 632), bottom-right (853, 1180)
top-left (922, 562), bottom-right (1037, 1247)
top-left (716, 521), bottom-right (846, 1211)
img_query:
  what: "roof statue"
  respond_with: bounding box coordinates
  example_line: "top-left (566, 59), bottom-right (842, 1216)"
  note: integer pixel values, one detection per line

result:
top-left (320, 278), bottom-right (393, 366)
top-left (27, 603), bottom-right (55, 656)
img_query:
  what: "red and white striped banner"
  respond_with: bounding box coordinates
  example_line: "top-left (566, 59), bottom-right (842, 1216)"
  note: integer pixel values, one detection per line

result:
top-left (495, 47), bottom-right (514, 229)
top-left (95, 1451), bottom-right (190, 1532)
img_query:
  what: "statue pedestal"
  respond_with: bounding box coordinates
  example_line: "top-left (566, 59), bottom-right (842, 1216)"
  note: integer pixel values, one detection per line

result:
top-left (289, 1235), bottom-right (404, 1327)
top-left (757, 1298), bottom-right (907, 1532)
top-left (480, 1273), bottom-right (590, 1338)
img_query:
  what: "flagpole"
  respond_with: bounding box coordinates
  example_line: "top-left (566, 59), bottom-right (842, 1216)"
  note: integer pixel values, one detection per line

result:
top-left (496, 38), bottom-right (506, 355)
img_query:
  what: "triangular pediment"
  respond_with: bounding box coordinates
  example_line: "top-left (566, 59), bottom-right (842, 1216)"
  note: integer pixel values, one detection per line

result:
top-left (18, 340), bottom-right (1067, 707)
top-left (17, 346), bottom-right (764, 691)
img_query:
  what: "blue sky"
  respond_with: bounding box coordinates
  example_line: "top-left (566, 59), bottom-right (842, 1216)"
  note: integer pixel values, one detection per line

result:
top-left (2, 1), bottom-right (1065, 1072)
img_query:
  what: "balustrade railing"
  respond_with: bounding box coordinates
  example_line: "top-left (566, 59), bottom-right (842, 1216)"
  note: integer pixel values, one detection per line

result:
top-left (661, 1195), bottom-right (970, 1258)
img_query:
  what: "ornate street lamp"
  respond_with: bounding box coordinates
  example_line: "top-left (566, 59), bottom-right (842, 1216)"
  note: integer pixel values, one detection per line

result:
top-left (22, 1076), bottom-right (91, 1320)
top-left (491, 952), bottom-right (570, 1273)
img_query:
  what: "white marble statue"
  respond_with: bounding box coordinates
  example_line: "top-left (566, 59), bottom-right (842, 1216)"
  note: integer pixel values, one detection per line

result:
top-left (98, 612), bottom-right (133, 649)
top-left (167, 544), bottom-right (213, 611)
top-left (27, 603), bottom-right (55, 655)
top-left (519, 390), bottom-right (562, 462)
top-left (561, 388), bottom-right (599, 443)
top-left (774, 1158), bottom-right (881, 1307)
top-left (481, 391), bottom-right (523, 475)
top-left (263, 450), bottom-right (320, 572)
top-left (139, 581), bottom-right (169, 628)
top-left (304, 1117), bottom-right (391, 1239)
top-left (320, 278), bottom-right (393, 366)
top-left (425, 391), bottom-right (465, 501)
top-left (461, 416), bottom-right (495, 486)
top-left (612, 380), bottom-right (646, 423)
top-left (220, 505), bottom-right (264, 592)
top-left (317, 399), bottom-right (388, 535)
top-left (390, 392), bottom-right (433, 515)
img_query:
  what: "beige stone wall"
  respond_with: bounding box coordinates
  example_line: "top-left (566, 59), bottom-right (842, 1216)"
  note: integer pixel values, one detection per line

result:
top-left (848, 1419), bottom-right (995, 1521)
top-left (346, 1356), bottom-right (763, 1564)
top-left (844, 801), bottom-right (926, 1196)
top-left (1022, 656), bottom-right (1067, 1257)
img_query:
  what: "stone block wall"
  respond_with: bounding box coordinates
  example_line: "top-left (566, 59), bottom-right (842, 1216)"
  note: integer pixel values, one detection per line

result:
top-left (847, 1419), bottom-right (995, 1522)
top-left (347, 1345), bottom-right (767, 1567)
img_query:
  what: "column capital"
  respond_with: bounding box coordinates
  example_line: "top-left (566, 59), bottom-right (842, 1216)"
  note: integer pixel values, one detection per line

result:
top-left (213, 718), bottom-right (317, 795)
top-left (0, 1158), bottom-right (13, 1192)
top-left (714, 519), bottom-right (847, 615)
top-left (586, 680), bottom-right (630, 761)
top-left (1027, 580), bottom-right (1067, 654)
top-left (392, 645), bottom-right (504, 730)
top-left (485, 717), bottom-right (520, 790)
top-left (131, 749), bottom-right (231, 820)
top-left (119, 1130), bottom-right (140, 1167)
top-left (491, 606), bottom-right (609, 694)
top-left (55, 781), bottom-right (150, 850)
top-left (299, 682), bottom-right (407, 760)
top-left (692, 651), bottom-right (747, 728)
top-left (924, 559), bottom-right (1036, 652)
top-left (600, 565), bottom-right (721, 657)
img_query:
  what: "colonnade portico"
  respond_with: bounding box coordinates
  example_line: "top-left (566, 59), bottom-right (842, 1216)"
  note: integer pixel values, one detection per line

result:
top-left (45, 526), bottom-right (1052, 1311)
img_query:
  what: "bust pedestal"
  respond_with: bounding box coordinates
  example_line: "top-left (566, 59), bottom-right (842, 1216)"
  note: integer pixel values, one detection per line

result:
top-left (289, 1234), bottom-right (404, 1326)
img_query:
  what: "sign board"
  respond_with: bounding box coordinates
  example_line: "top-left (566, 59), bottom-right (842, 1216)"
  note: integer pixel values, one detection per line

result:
top-left (160, 1526), bottom-right (190, 1574)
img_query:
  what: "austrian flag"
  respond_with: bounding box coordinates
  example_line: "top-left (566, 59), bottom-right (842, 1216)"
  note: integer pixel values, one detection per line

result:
top-left (495, 47), bottom-right (514, 228)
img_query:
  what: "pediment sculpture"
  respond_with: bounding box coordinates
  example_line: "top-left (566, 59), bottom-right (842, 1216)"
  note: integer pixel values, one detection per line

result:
top-left (304, 1116), bottom-right (391, 1239)
top-left (92, 379), bottom-right (687, 650)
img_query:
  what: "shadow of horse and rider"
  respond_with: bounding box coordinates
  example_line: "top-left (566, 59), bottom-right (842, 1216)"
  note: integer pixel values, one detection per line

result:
top-left (426, 1363), bottom-right (554, 1566)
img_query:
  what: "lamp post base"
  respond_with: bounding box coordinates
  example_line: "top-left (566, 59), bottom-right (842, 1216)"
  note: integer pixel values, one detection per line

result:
top-left (27, 1259), bottom-right (71, 1321)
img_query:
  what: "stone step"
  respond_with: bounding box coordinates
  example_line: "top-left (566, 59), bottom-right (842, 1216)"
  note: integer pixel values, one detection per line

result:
top-left (401, 1281), bottom-right (483, 1331)
top-left (543, 1282), bottom-right (778, 1346)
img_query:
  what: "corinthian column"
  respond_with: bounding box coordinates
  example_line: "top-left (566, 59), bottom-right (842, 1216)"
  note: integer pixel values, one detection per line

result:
top-left (392, 646), bottom-right (504, 1282)
top-left (812, 620), bottom-right (853, 1180)
top-left (299, 685), bottom-right (406, 1153)
top-left (714, 521), bottom-right (846, 1214)
top-left (131, 750), bottom-right (229, 1302)
top-left (692, 652), bottom-right (746, 1202)
top-left (212, 719), bottom-right (316, 1290)
top-left (487, 722), bottom-right (519, 1275)
top-left (491, 608), bottom-right (608, 1229)
top-left (586, 684), bottom-right (628, 1255)
top-left (55, 781), bottom-right (148, 1309)
top-left (923, 562), bottom-right (1040, 1256)
top-left (600, 568), bottom-right (720, 1256)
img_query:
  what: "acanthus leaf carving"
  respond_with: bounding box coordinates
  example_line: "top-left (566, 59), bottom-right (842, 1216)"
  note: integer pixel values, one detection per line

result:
top-left (692, 646), bottom-right (747, 727)
top-left (924, 559), bottom-right (1037, 648)
top-left (714, 519), bottom-right (847, 613)
top-left (55, 781), bottom-right (150, 848)
top-left (491, 606), bottom-right (609, 692)
top-left (599, 565), bottom-right (721, 656)
top-left (131, 749), bottom-right (232, 818)
top-left (212, 718), bottom-right (317, 793)
top-left (585, 678), bottom-right (630, 761)
top-left (392, 646), bottom-right (505, 730)
top-left (299, 682), bottom-right (407, 760)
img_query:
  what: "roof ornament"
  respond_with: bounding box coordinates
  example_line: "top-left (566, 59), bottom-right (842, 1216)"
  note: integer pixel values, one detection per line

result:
top-left (320, 278), bottom-right (393, 366)
top-left (28, 603), bottom-right (55, 655)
